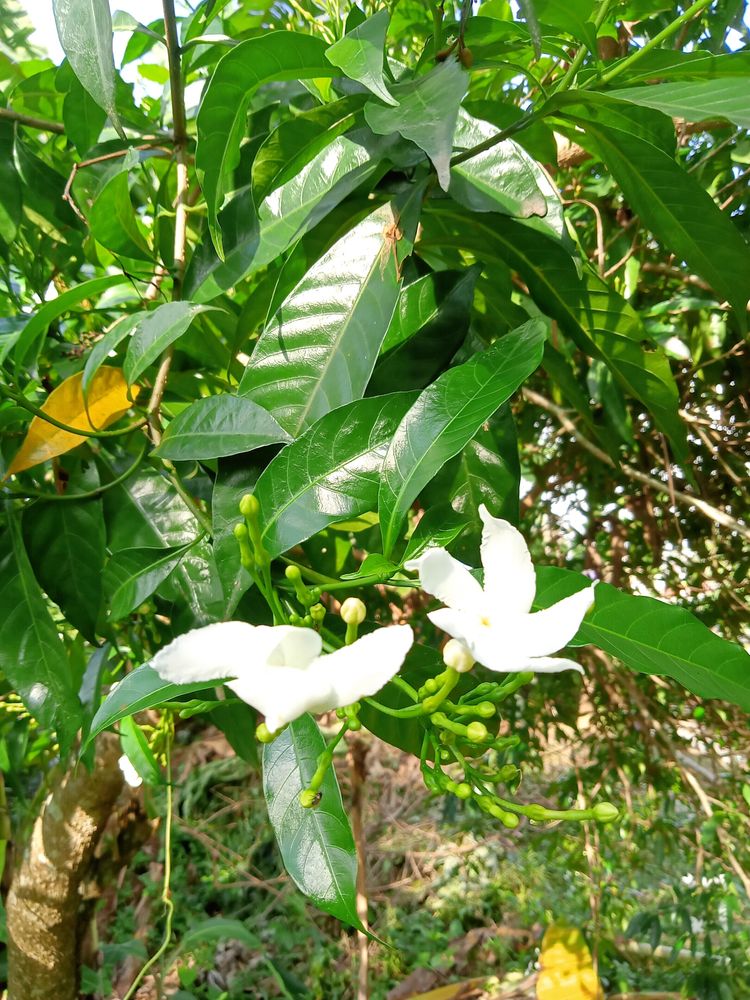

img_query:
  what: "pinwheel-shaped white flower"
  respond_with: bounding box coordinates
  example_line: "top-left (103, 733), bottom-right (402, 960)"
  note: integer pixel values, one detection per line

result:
top-left (151, 621), bottom-right (414, 732)
top-left (406, 506), bottom-right (595, 674)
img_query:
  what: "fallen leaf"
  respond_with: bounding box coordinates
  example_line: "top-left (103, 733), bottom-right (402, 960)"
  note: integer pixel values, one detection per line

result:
top-left (7, 367), bottom-right (137, 475)
top-left (536, 923), bottom-right (602, 1000)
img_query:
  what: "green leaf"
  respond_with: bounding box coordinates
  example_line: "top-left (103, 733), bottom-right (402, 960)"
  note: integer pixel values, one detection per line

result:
top-left (88, 168), bottom-right (152, 261)
top-left (178, 919), bottom-right (260, 954)
top-left (87, 664), bottom-right (224, 744)
top-left (52, 0), bottom-right (123, 137)
top-left (450, 111), bottom-right (547, 219)
top-left (22, 469), bottom-right (106, 642)
top-left (105, 540), bottom-right (197, 621)
top-left (365, 59), bottom-right (468, 189)
top-left (187, 130), bottom-right (391, 303)
top-left (378, 319), bottom-right (545, 557)
top-left (423, 206), bottom-right (689, 461)
top-left (124, 302), bottom-right (217, 385)
top-left (155, 395), bottom-right (291, 461)
top-left (102, 466), bottom-right (201, 552)
top-left (263, 714), bottom-right (361, 928)
top-left (195, 31), bottom-right (336, 258)
top-left (556, 96), bottom-right (750, 318)
top-left (608, 79), bottom-right (750, 130)
top-left (253, 392), bottom-right (417, 559)
top-left (61, 69), bottom-right (107, 154)
top-left (609, 49), bottom-right (750, 85)
top-left (535, 0), bottom-right (597, 49)
top-left (119, 714), bottom-right (162, 785)
top-left (82, 313), bottom-right (140, 398)
top-left (252, 95), bottom-right (367, 204)
top-left (14, 275), bottom-right (130, 370)
top-left (369, 266), bottom-right (478, 395)
top-left (402, 504), bottom-right (469, 563)
top-left (0, 513), bottom-right (82, 754)
top-left (535, 567), bottom-right (750, 711)
top-left (0, 124), bottom-right (21, 245)
top-left (326, 9), bottom-right (397, 106)
top-left (240, 193), bottom-right (421, 436)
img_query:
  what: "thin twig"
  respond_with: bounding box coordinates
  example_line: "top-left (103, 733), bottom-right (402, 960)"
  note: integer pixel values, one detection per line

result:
top-left (0, 106), bottom-right (65, 133)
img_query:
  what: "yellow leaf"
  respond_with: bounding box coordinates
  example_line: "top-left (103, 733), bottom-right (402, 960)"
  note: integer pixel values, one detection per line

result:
top-left (7, 367), bottom-right (136, 476)
top-left (537, 923), bottom-right (603, 1000)
top-left (408, 981), bottom-right (483, 1000)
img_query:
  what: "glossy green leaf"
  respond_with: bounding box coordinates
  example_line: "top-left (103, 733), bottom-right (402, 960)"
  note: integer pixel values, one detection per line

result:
top-left (0, 514), bottom-right (82, 754)
top-left (155, 395), bottom-right (291, 461)
top-left (88, 169), bottom-right (152, 261)
top-left (124, 302), bottom-right (217, 385)
top-left (251, 95), bottom-right (367, 204)
top-left (62, 69), bottom-right (107, 154)
top-left (609, 48), bottom-right (750, 85)
top-left (423, 206), bottom-right (689, 460)
top-left (450, 111), bottom-right (547, 219)
top-left (369, 266), bottom-right (478, 395)
top-left (14, 275), bottom-right (130, 370)
top-left (609, 80), bottom-right (750, 129)
top-left (535, 567), bottom-right (750, 711)
top-left (87, 664), bottom-right (225, 744)
top-left (22, 468), bottom-right (106, 643)
top-left (105, 540), bottom-right (197, 621)
top-left (326, 9), bottom-right (397, 106)
top-left (557, 96), bottom-right (750, 318)
top-left (102, 466), bottom-right (201, 551)
top-left (240, 192), bottom-right (421, 436)
top-left (195, 31), bottom-right (336, 258)
top-left (0, 124), bottom-right (21, 245)
top-left (535, 0), bottom-right (597, 48)
top-left (263, 713), bottom-right (361, 927)
top-left (402, 504), bottom-right (469, 563)
top-left (378, 319), bottom-right (545, 557)
top-left (82, 313), bottom-right (140, 398)
top-left (52, 0), bottom-right (123, 136)
top-left (186, 130), bottom-right (391, 303)
top-left (365, 59), bottom-right (468, 189)
top-left (253, 392), bottom-right (417, 559)
top-left (119, 714), bottom-right (162, 785)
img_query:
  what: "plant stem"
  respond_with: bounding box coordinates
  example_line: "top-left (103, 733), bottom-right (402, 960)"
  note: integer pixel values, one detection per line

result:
top-left (449, 112), bottom-right (541, 168)
top-left (0, 106), bottom-right (65, 133)
top-left (0, 384), bottom-right (146, 438)
top-left (2, 441), bottom-right (148, 502)
top-left (554, 0), bottom-right (615, 92)
top-left (597, 0), bottom-right (713, 86)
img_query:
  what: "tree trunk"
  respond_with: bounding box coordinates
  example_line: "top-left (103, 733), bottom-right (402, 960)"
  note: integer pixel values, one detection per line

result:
top-left (6, 734), bottom-right (124, 1000)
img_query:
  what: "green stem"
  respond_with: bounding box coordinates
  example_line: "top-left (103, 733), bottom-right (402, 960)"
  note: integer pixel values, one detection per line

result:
top-left (122, 723), bottom-right (175, 1000)
top-left (554, 0), bottom-right (614, 93)
top-left (597, 0), bottom-right (713, 87)
top-left (449, 112), bottom-right (542, 168)
top-left (390, 674), bottom-right (419, 701)
top-left (430, 0), bottom-right (444, 58)
top-left (422, 668), bottom-right (459, 714)
top-left (1, 384), bottom-right (146, 438)
top-left (2, 441), bottom-right (147, 501)
top-left (362, 697), bottom-right (425, 719)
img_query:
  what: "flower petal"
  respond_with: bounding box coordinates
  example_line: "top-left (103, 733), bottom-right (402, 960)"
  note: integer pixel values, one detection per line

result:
top-left (229, 664), bottom-right (325, 732)
top-left (427, 609), bottom-right (531, 672)
top-left (405, 548), bottom-right (483, 612)
top-left (478, 505), bottom-right (536, 616)
top-left (150, 621), bottom-right (258, 684)
top-left (513, 585), bottom-right (596, 658)
top-left (311, 624), bottom-right (414, 709)
top-left (264, 625), bottom-right (322, 667)
top-left (518, 656), bottom-right (584, 674)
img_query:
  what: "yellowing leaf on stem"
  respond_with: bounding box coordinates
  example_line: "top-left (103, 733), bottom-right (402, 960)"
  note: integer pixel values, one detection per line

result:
top-left (7, 367), bottom-right (136, 476)
top-left (537, 923), bottom-right (603, 1000)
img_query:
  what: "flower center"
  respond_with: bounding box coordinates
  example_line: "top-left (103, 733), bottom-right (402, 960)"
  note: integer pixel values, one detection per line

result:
top-left (480, 615), bottom-right (491, 627)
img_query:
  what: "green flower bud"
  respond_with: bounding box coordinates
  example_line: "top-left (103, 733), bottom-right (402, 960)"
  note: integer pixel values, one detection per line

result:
top-left (444, 779), bottom-right (458, 794)
top-left (455, 782), bottom-right (472, 800)
top-left (439, 749), bottom-right (451, 762)
top-left (340, 597), bottom-right (366, 625)
top-left (255, 722), bottom-right (277, 744)
top-left (442, 638), bottom-right (475, 674)
top-left (285, 564), bottom-right (302, 583)
top-left (476, 701), bottom-right (496, 718)
top-left (423, 678), bottom-right (439, 695)
top-left (309, 603), bottom-right (326, 626)
top-left (299, 789), bottom-right (321, 808)
top-left (465, 721), bottom-right (488, 744)
top-left (525, 804), bottom-right (548, 822)
top-left (239, 494), bottom-right (260, 519)
top-left (592, 801), bottom-right (620, 824)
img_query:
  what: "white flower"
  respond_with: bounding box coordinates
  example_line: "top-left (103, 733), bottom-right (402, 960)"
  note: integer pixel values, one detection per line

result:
top-left (150, 621), bottom-right (414, 732)
top-left (118, 754), bottom-right (143, 788)
top-left (405, 505), bottom-right (595, 674)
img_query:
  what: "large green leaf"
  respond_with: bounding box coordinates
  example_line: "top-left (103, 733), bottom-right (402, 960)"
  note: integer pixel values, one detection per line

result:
top-left (87, 664), bottom-right (224, 744)
top-left (22, 469), bottom-right (105, 642)
top-left (0, 123), bottom-right (21, 245)
top-left (555, 96), bottom-right (750, 318)
top-left (195, 31), bottom-right (336, 258)
top-left (123, 302), bottom-right (217, 385)
top-left (155, 395), bottom-right (291, 461)
top-left (0, 514), bottom-right (82, 754)
top-left (608, 48), bottom-right (750, 85)
top-left (52, 0), bottom-right (123, 136)
top-left (608, 79), bottom-right (750, 131)
top-left (186, 130), bottom-right (391, 303)
top-left (104, 540), bottom-right (198, 622)
top-left (378, 319), bottom-right (545, 557)
top-left (450, 111), bottom-right (547, 219)
top-left (211, 457), bottom-right (262, 616)
top-left (326, 9), bottom-right (397, 106)
top-left (239, 192), bottom-right (421, 436)
top-left (365, 59), bottom-right (467, 189)
top-left (88, 169), bottom-right (152, 261)
top-left (102, 466), bottom-right (201, 551)
top-left (535, 567), bottom-right (750, 711)
top-left (61, 68), bottom-right (107, 155)
top-left (368, 266), bottom-right (478, 395)
top-left (253, 392), bottom-right (417, 559)
top-left (82, 313), bottom-right (141, 398)
top-left (251, 95), bottom-right (367, 204)
top-left (422, 206), bottom-right (688, 460)
top-left (263, 713), bottom-right (361, 928)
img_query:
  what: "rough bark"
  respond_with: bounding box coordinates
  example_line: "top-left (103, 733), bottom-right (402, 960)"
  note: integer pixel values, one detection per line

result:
top-left (6, 734), bottom-right (124, 1000)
